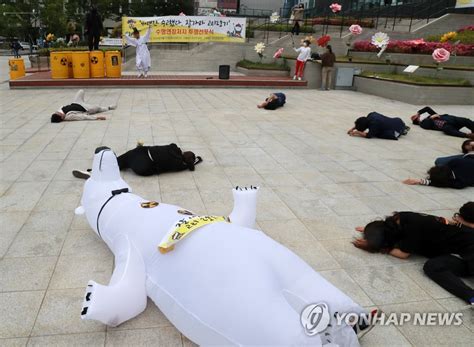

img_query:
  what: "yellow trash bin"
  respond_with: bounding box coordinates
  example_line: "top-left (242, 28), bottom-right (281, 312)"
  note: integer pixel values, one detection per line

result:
top-left (90, 50), bottom-right (105, 78)
top-left (9, 58), bottom-right (25, 80)
top-left (66, 51), bottom-right (74, 78)
top-left (72, 51), bottom-right (90, 79)
top-left (105, 51), bottom-right (121, 78)
top-left (50, 52), bottom-right (69, 79)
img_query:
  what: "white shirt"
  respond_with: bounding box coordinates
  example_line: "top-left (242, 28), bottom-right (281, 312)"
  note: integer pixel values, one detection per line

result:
top-left (294, 46), bottom-right (311, 62)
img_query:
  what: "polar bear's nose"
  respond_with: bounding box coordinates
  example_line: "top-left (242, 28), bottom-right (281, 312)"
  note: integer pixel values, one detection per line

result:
top-left (95, 146), bottom-right (111, 154)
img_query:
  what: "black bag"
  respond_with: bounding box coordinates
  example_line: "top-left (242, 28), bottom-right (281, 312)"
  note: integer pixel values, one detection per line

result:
top-left (311, 53), bottom-right (320, 60)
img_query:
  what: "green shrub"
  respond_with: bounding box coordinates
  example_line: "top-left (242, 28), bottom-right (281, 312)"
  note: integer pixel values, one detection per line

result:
top-left (360, 71), bottom-right (471, 86)
top-left (249, 23), bottom-right (314, 33)
top-left (38, 46), bottom-right (122, 56)
top-left (426, 30), bottom-right (474, 44)
top-left (236, 59), bottom-right (290, 71)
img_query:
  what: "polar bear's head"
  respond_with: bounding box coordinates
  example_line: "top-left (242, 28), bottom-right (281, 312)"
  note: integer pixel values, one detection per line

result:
top-left (76, 147), bottom-right (131, 236)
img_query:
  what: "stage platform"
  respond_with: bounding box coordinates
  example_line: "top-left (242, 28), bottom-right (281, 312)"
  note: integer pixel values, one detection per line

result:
top-left (9, 71), bottom-right (308, 89)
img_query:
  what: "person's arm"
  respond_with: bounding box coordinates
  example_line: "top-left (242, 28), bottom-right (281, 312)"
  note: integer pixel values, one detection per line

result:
top-left (417, 106), bottom-right (437, 116)
top-left (257, 101), bottom-right (268, 109)
top-left (294, 47), bottom-right (301, 53)
top-left (403, 178), bottom-right (430, 186)
top-left (389, 248), bottom-right (410, 259)
top-left (347, 126), bottom-right (356, 134)
top-left (143, 26), bottom-right (152, 43)
top-left (124, 34), bottom-right (137, 47)
top-left (348, 130), bottom-right (368, 138)
top-left (64, 112), bottom-right (105, 121)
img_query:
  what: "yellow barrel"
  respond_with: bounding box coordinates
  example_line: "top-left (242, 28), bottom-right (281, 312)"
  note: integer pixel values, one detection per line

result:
top-left (105, 51), bottom-right (121, 78)
top-left (89, 50), bottom-right (105, 78)
top-left (66, 51), bottom-right (74, 78)
top-left (50, 51), bottom-right (69, 79)
top-left (9, 58), bottom-right (25, 80)
top-left (72, 51), bottom-right (90, 79)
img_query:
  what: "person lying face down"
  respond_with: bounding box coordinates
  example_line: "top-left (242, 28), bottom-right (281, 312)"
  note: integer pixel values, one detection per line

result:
top-left (410, 106), bottom-right (474, 139)
top-left (73, 142), bottom-right (203, 179)
top-left (347, 112), bottom-right (409, 140)
top-left (257, 92), bottom-right (286, 110)
top-left (51, 89), bottom-right (116, 123)
top-left (403, 155), bottom-right (474, 189)
top-left (435, 140), bottom-right (474, 166)
top-left (353, 208), bottom-right (474, 305)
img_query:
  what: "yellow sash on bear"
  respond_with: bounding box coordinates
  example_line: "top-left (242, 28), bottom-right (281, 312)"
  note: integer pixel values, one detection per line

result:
top-left (158, 215), bottom-right (228, 254)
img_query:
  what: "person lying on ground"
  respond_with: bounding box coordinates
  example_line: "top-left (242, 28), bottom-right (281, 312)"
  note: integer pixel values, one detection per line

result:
top-left (51, 89), bottom-right (116, 123)
top-left (347, 112), bottom-right (410, 140)
top-left (257, 93), bottom-right (286, 110)
top-left (72, 142), bottom-right (202, 179)
top-left (353, 209), bottom-right (474, 307)
top-left (453, 201), bottom-right (474, 229)
top-left (403, 155), bottom-right (474, 189)
top-left (435, 139), bottom-right (474, 166)
top-left (410, 106), bottom-right (474, 139)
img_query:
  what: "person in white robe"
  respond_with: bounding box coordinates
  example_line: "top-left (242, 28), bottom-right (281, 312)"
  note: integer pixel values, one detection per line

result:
top-left (124, 26), bottom-right (152, 78)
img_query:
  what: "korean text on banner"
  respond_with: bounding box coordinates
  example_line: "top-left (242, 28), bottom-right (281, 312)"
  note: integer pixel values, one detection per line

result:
top-left (455, 0), bottom-right (474, 8)
top-left (122, 16), bottom-right (246, 43)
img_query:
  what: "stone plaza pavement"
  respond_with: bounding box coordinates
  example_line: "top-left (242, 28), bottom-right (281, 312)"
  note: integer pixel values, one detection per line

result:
top-left (0, 79), bottom-right (473, 346)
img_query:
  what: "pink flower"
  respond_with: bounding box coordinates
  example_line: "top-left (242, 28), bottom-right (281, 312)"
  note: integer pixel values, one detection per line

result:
top-left (349, 24), bottom-right (362, 35)
top-left (432, 48), bottom-right (450, 63)
top-left (179, 12), bottom-right (186, 16)
top-left (329, 3), bottom-right (342, 13)
top-left (273, 48), bottom-right (284, 59)
top-left (405, 38), bottom-right (425, 45)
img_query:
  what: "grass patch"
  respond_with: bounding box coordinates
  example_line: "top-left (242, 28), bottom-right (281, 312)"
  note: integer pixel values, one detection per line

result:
top-left (359, 71), bottom-right (471, 86)
top-left (336, 56), bottom-right (474, 70)
top-left (426, 30), bottom-right (474, 44)
top-left (236, 59), bottom-right (290, 71)
top-left (249, 23), bottom-right (314, 33)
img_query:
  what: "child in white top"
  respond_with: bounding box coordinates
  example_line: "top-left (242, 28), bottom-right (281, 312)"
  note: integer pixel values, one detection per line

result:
top-left (125, 26), bottom-right (152, 78)
top-left (293, 40), bottom-right (311, 80)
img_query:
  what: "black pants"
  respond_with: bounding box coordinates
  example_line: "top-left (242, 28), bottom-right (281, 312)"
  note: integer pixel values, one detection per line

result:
top-left (418, 106), bottom-right (474, 138)
top-left (117, 147), bottom-right (155, 176)
top-left (291, 21), bottom-right (300, 35)
top-left (441, 115), bottom-right (474, 138)
top-left (423, 253), bottom-right (474, 303)
top-left (88, 34), bottom-right (100, 51)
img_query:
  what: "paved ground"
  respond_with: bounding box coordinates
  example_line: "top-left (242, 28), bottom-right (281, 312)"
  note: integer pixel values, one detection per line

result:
top-left (0, 70), bottom-right (473, 346)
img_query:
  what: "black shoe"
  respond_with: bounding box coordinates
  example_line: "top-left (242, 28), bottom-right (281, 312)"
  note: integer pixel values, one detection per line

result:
top-left (402, 126), bottom-right (410, 136)
top-left (72, 170), bottom-right (91, 179)
top-left (353, 309), bottom-right (381, 339)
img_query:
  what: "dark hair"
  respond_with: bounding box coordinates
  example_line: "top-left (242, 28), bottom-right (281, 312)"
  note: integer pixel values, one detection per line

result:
top-left (303, 40), bottom-right (311, 46)
top-left (327, 44), bottom-right (333, 53)
top-left (354, 117), bottom-right (369, 131)
top-left (183, 151), bottom-right (196, 171)
top-left (133, 27), bottom-right (140, 35)
top-left (411, 116), bottom-right (420, 125)
top-left (51, 114), bottom-right (63, 123)
top-left (300, 3), bottom-right (304, 8)
top-left (427, 165), bottom-right (454, 187)
top-left (264, 99), bottom-right (280, 110)
top-left (461, 139), bottom-right (473, 154)
top-left (355, 214), bottom-right (401, 253)
top-left (459, 201), bottom-right (474, 223)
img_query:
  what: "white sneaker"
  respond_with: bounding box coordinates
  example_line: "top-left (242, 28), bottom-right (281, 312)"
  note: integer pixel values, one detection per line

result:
top-left (137, 72), bottom-right (144, 78)
top-left (293, 76), bottom-right (297, 80)
top-left (298, 77), bottom-right (302, 81)
top-left (144, 71), bottom-right (148, 78)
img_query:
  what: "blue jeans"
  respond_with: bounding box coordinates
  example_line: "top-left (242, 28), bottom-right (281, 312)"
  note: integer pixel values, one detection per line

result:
top-left (435, 154), bottom-right (464, 166)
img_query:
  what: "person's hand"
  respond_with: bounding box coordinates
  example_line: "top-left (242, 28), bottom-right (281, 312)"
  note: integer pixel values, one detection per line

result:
top-left (402, 178), bottom-right (420, 185)
top-left (429, 114), bottom-right (440, 119)
top-left (97, 116), bottom-right (106, 120)
top-left (355, 226), bottom-right (365, 232)
top-left (347, 127), bottom-right (355, 135)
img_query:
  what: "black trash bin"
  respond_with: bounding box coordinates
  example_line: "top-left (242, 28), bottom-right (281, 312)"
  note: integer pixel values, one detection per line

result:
top-left (219, 65), bottom-right (230, 80)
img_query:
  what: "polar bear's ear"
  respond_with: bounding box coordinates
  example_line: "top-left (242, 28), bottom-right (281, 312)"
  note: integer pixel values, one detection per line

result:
top-left (91, 148), bottom-right (121, 182)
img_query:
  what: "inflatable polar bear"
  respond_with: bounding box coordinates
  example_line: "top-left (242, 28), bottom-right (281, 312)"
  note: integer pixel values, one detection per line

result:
top-left (76, 147), bottom-right (367, 346)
